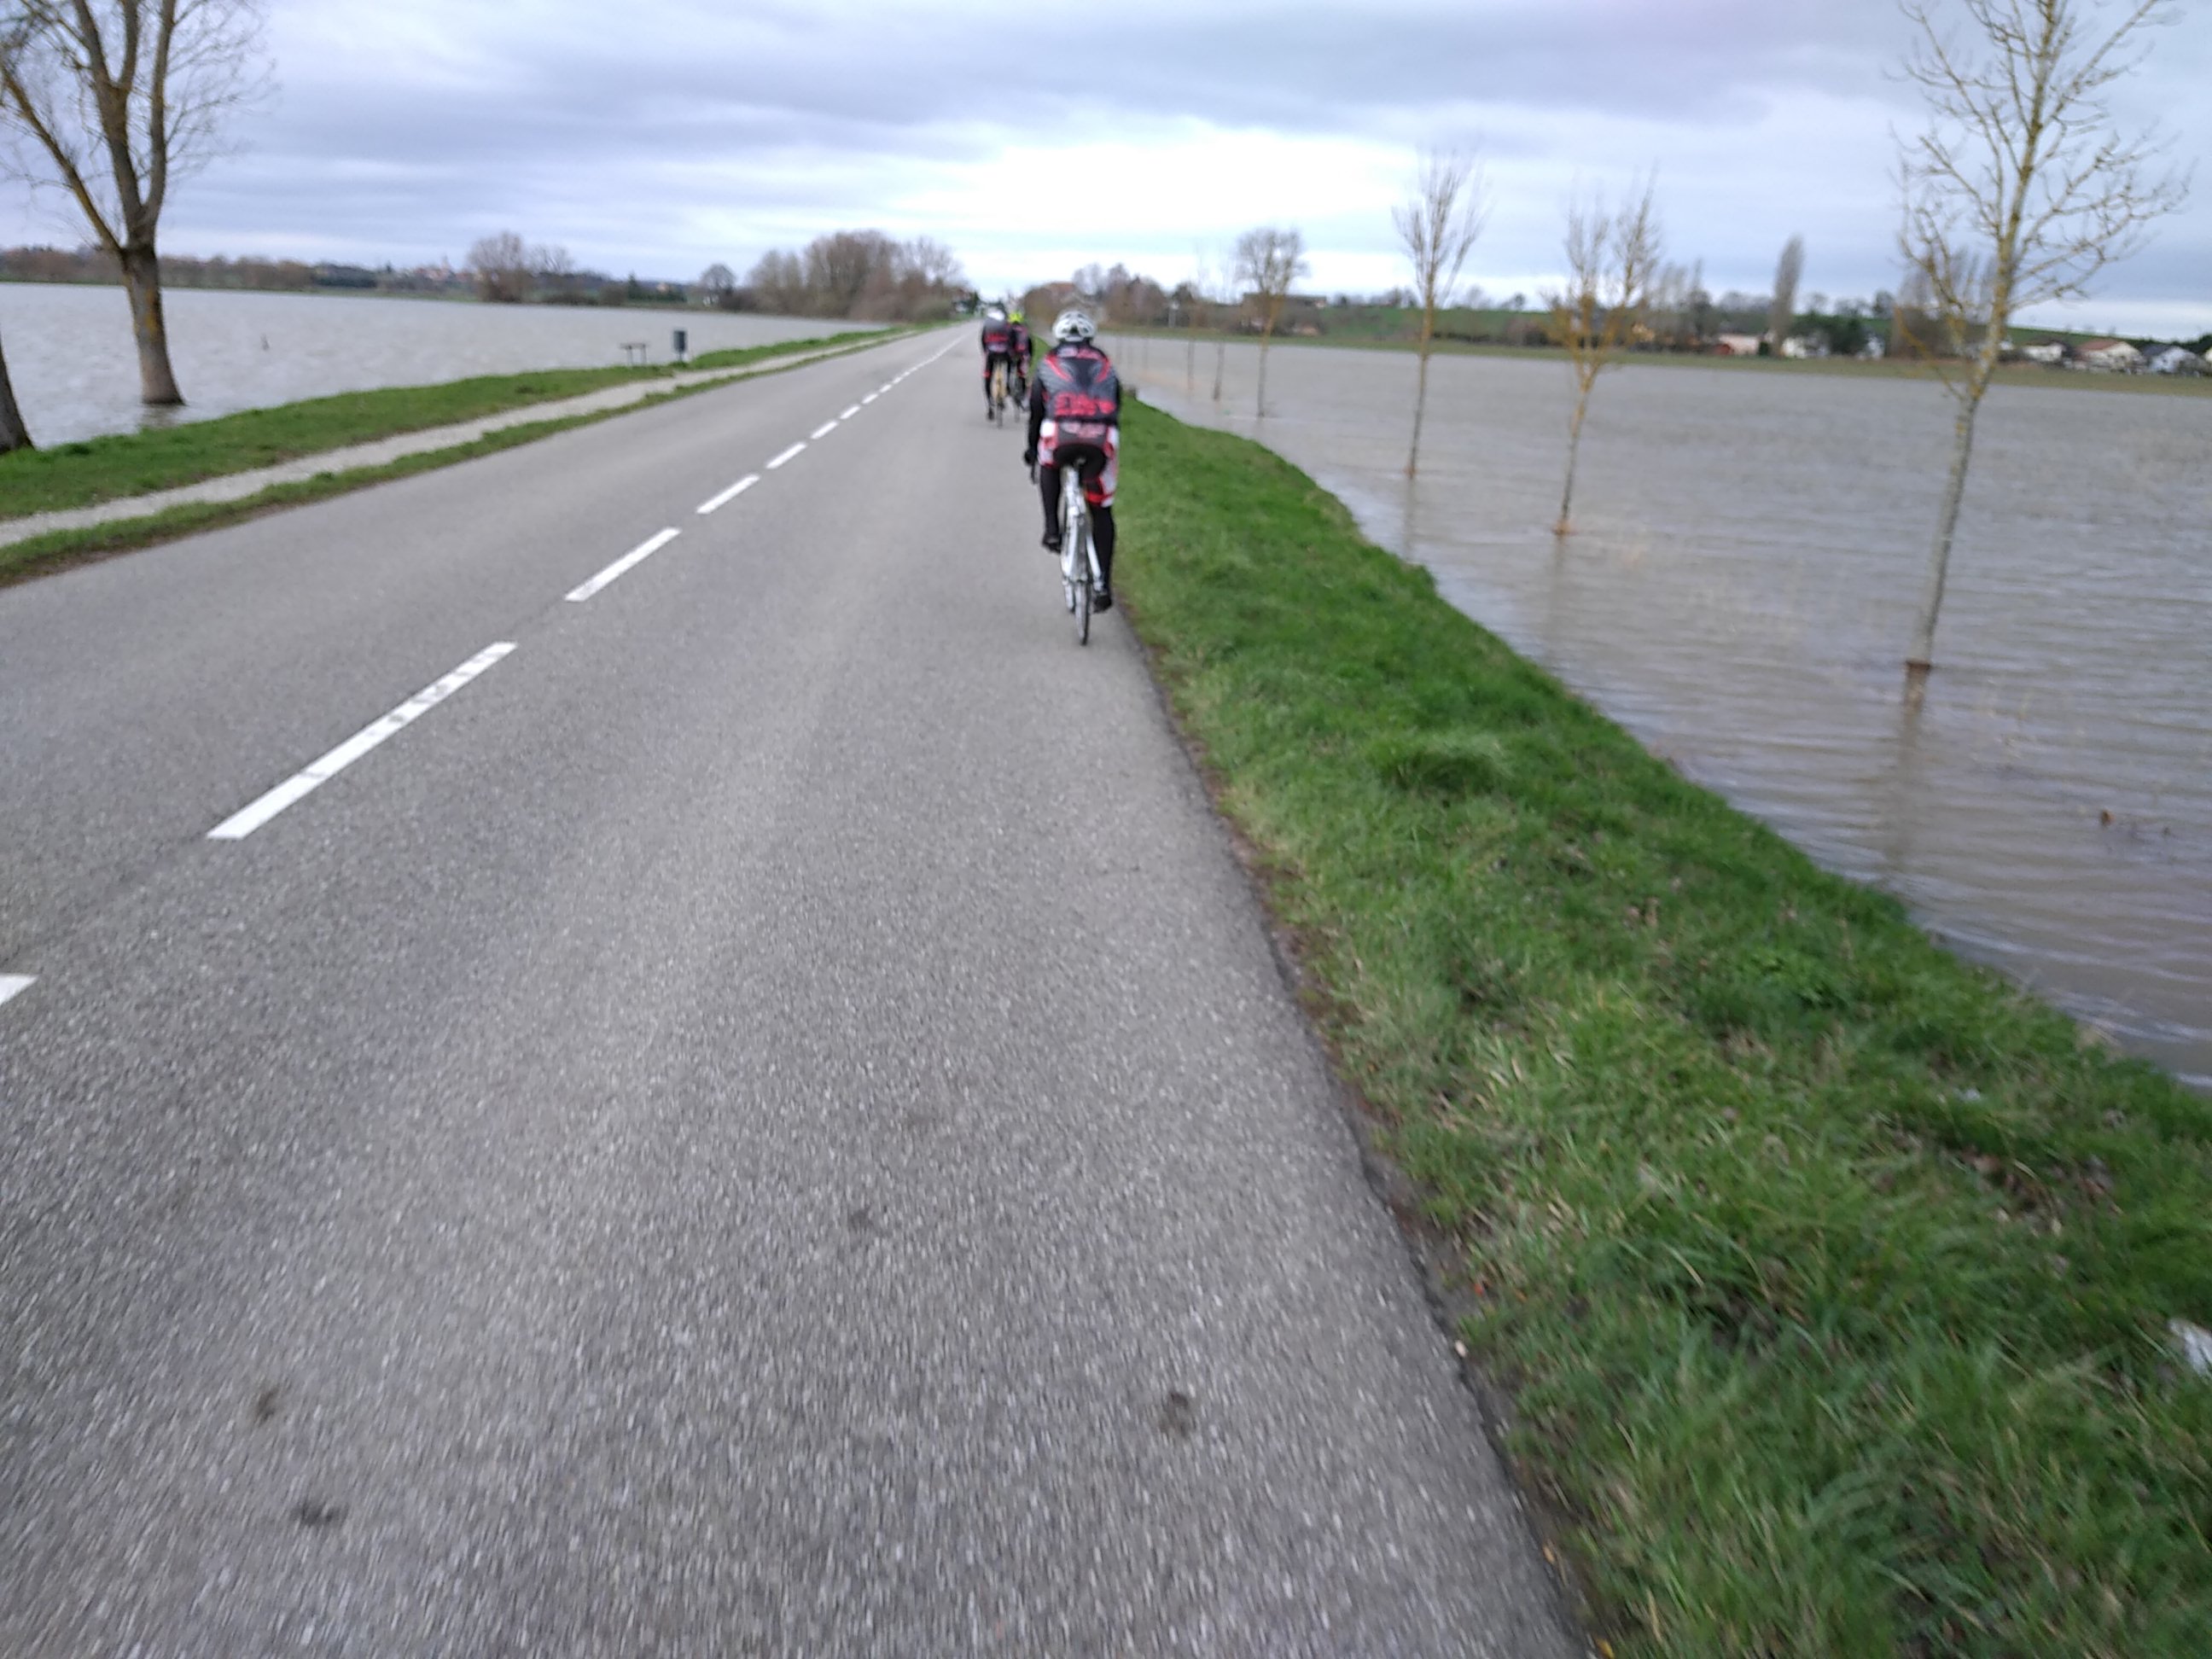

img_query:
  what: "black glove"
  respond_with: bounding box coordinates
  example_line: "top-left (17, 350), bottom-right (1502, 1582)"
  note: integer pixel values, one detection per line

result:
top-left (1022, 449), bottom-right (1036, 469)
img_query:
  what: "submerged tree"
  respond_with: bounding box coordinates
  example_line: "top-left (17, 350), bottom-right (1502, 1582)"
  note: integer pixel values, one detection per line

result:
top-left (1232, 224), bottom-right (1307, 418)
top-left (1896, 0), bottom-right (2186, 672)
top-left (1393, 145), bottom-right (1488, 478)
top-left (0, 317), bottom-right (31, 452)
top-left (0, 0), bottom-right (271, 407)
top-left (1768, 233), bottom-right (1804, 353)
top-left (1543, 178), bottom-right (1662, 535)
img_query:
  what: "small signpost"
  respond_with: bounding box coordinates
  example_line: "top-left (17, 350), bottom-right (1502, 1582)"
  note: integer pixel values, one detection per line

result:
top-left (672, 329), bottom-right (689, 364)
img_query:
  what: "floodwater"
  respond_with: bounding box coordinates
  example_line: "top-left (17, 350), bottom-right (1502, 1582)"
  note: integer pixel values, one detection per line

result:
top-left (1127, 333), bottom-right (2212, 1090)
top-left (0, 283), bottom-right (875, 446)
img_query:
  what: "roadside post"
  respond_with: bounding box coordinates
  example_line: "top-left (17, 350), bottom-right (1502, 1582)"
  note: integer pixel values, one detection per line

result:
top-left (672, 329), bottom-right (690, 364)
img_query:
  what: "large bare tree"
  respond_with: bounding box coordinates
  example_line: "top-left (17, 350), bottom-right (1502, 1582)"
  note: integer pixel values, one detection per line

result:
top-left (1767, 232), bottom-right (1804, 352)
top-left (466, 231), bottom-right (532, 304)
top-left (0, 0), bottom-right (270, 407)
top-left (1543, 180), bottom-right (1662, 534)
top-left (1232, 224), bottom-right (1307, 418)
top-left (0, 317), bottom-right (31, 451)
top-left (1394, 146), bottom-right (1487, 478)
top-left (1897, 0), bottom-right (2185, 672)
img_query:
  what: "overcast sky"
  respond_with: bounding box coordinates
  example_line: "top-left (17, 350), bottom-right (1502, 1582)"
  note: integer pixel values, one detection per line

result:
top-left (6, 0), bottom-right (2209, 333)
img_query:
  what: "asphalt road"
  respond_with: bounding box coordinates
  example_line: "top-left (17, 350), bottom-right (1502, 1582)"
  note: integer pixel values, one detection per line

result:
top-left (0, 331), bottom-right (1576, 1656)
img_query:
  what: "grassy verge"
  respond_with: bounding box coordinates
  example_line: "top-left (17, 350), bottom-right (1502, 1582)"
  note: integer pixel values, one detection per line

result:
top-left (0, 327), bottom-right (894, 519)
top-left (1114, 398), bottom-right (2212, 1657)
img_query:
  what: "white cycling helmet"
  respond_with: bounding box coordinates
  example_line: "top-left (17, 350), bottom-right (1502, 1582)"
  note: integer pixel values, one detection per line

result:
top-left (1051, 308), bottom-right (1097, 344)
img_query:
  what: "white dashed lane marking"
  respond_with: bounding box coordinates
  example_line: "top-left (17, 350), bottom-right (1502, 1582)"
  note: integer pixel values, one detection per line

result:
top-left (0, 975), bottom-right (34, 1010)
top-left (767, 442), bottom-right (806, 469)
top-left (696, 474), bottom-right (760, 515)
top-left (566, 528), bottom-right (682, 602)
top-left (207, 643), bottom-right (518, 841)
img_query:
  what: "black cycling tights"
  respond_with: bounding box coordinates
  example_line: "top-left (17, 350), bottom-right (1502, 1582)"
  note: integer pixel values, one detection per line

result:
top-left (1039, 465), bottom-right (1115, 588)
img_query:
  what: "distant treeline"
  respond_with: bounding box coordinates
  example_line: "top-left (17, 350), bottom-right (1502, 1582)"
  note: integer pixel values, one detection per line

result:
top-left (1039, 259), bottom-right (2201, 362)
top-left (738, 230), bottom-right (969, 323)
top-left (1, 244), bottom-right (469, 295)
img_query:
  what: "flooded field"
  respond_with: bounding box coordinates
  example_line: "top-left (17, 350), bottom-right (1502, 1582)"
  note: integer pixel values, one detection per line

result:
top-left (0, 283), bottom-right (874, 445)
top-left (1131, 335), bottom-right (2212, 1089)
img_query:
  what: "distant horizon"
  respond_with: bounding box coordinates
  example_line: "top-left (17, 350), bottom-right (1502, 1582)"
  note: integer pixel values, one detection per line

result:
top-left (4, 245), bottom-right (2204, 346)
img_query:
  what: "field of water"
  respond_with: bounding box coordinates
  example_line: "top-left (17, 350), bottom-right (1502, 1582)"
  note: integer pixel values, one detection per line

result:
top-left (1128, 334), bottom-right (2212, 1089)
top-left (0, 283), bottom-right (874, 446)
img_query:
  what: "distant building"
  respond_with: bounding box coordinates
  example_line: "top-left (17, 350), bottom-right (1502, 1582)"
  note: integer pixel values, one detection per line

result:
top-left (2017, 341), bottom-right (2069, 366)
top-left (2147, 344), bottom-right (2206, 375)
top-left (1858, 333), bottom-right (1886, 359)
top-left (1780, 335), bottom-right (1829, 359)
top-left (1714, 332), bottom-right (1763, 357)
top-left (2073, 337), bottom-right (2145, 372)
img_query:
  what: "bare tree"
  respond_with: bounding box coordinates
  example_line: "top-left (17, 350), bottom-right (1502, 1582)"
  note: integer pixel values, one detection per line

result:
top-left (1896, 0), bottom-right (2186, 672)
top-left (697, 261), bottom-right (736, 307)
top-left (1768, 233), bottom-right (1804, 352)
top-left (1542, 178), bottom-right (1662, 534)
top-left (467, 231), bottom-right (532, 304)
top-left (1232, 224), bottom-right (1307, 417)
top-left (1393, 145), bottom-right (1488, 477)
top-left (0, 0), bottom-right (269, 407)
top-left (0, 317), bottom-right (31, 452)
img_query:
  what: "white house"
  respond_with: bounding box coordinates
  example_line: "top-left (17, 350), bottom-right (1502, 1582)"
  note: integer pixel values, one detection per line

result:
top-left (1714, 332), bottom-right (1764, 357)
top-left (2017, 341), bottom-right (2069, 366)
top-left (1780, 335), bottom-right (1830, 359)
top-left (2147, 344), bottom-right (2206, 375)
top-left (2074, 338), bottom-right (2145, 372)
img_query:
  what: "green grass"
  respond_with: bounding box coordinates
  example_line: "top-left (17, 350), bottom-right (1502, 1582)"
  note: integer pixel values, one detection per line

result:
top-left (1113, 398), bottom-right (2212, 1658)
top-left (0, 328), bottom-right (892, 520)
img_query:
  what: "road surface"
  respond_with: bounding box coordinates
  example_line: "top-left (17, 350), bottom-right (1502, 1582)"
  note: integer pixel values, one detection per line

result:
top-left (0, 331), bottom-right (1576, 1655)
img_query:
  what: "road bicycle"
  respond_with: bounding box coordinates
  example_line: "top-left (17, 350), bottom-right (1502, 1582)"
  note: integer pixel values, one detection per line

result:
top-left (1043, 460), bottom-right (1103, 646)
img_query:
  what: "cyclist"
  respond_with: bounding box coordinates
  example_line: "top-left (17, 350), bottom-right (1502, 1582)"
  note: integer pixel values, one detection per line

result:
top-left (978, 304), bottom-right (1016, 416)
top-left (1023, 309), bottom-right (1121, 610)
top-left (1006, 308), bottom-right (1033, 401)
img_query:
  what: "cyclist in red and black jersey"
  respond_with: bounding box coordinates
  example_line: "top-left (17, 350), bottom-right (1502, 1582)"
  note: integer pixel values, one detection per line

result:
top-left (1022, 309), bottom-right (1121, 609)
top-left (978, 305), bottom-right (1016, 415)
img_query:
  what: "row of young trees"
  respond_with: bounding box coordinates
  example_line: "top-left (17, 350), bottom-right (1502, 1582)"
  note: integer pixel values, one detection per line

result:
top-left (1170, 0), bottom-right (2180, 678)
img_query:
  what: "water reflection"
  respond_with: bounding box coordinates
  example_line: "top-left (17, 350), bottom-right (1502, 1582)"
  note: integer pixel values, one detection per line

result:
top-left (1134, 335), bottom-right (2212, 1090)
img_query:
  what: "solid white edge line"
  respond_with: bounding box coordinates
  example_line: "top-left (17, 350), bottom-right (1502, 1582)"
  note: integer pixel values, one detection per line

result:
top-left (207, 643), bottom-right (517, 841)
top-left (696, 474), bottom-right (760, 515)
top-left (840, 404), bottom-right (862, 419)
top-left (809, 420), bottom-right (839, 439)
top-left (565, 527), bottom-right (682, 602)
top-left (0, 975), bottom-right (33, 1009)
top-left (766, 442), bottom-right (806, 469)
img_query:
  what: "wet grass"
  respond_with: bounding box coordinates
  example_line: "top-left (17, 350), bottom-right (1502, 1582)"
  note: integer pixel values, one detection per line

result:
top-left (0, 328), bottom-right (892, 519)
top-left (1113, 397), bottom-right (2212, 1658)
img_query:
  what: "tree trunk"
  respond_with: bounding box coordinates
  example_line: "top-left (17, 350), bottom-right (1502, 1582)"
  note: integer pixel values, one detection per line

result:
top-left (0, 323), bottom-right (32, 454)
top-left (118, 243), bottom-right (185, 407)
top-left (1185, 327), bottom-right (1195, 389)
top-left (1211, 339), bottom-right (1225, 402)
top-left (1907, 388), bottom-right (1984, 672)
top-left (1555, 389), bottom-right (1591, 534)
top-left (1255, 329), bottom-right (1272, 417)
top-left (1406, 306), bottom-right (1435, 478)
